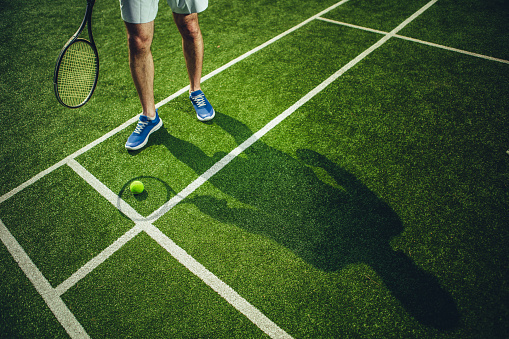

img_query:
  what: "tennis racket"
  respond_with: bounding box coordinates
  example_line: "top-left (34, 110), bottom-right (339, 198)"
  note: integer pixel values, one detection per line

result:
top-left (54, 0), bottom-right (99, 108)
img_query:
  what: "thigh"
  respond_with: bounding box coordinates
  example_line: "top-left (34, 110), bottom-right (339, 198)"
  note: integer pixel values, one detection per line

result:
top-left (120, 0), bottom-right (160, 24)
top-left (172, 12), bottom-right (199, 36)
top-left (166, 0), bottom-right (208, 14)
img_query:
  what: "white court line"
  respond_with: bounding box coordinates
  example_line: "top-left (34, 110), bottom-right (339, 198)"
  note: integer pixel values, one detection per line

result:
top-left (316, 17), bottom-right (509, 64)
top-left (317, 16), bottom-right (388, 35)
top-left (0, 157), bottom-right (70, 205)
top-left (67, 159), bottom-right (143, 221)
top-left (141, 223), bottom-right (293, 339)
top-left (394, 35), bottom-right (509, 64)
top-left (0, 0), bottom-right (352, 207)
top-left (53, 159), bottom-right (146, 296)
top-left (0, 219), bottom-right (90, 339)
top-left (55, 225), bottom-right (143, 296)
top-left (66, 158), bottom-right (293, 338)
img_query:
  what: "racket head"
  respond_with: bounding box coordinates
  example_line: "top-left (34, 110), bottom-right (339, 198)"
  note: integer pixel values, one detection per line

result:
top-left (54, 38), bottom-right (99, 108)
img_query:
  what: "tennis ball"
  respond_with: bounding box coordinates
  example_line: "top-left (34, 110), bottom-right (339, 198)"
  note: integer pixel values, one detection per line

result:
top-left (130, 180), bottom-right (144, 194)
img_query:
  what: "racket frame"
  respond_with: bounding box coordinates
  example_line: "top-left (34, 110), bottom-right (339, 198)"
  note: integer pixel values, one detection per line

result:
top-left (54, 0), bottom-right (99, 108)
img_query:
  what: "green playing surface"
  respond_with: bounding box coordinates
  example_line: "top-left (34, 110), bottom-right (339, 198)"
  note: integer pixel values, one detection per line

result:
top-left (1, 0), bottom-right (508, 337)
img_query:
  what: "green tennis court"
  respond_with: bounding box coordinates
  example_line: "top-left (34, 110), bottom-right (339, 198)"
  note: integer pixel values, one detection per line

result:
top-left (1, 0), bottom-right (508, 337)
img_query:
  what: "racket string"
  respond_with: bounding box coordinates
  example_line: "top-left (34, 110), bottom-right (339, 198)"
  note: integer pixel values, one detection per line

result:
top-left (57, 40), bottom-right (97, 107)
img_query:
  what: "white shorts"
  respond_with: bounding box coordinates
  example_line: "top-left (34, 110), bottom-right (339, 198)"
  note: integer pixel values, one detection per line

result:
top-left (120, 0), bottom-right (208, 24)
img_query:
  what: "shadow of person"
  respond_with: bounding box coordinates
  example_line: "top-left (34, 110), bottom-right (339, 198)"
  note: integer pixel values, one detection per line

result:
top-left (156, 112), bottom-right (459, 330)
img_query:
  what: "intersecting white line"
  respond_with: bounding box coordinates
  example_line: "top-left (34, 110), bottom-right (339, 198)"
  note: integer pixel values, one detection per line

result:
top-left (66, 157), bottom-right (294, 339)
top-left (393, 35), bottom-right (509, 64)
top-left (316, 16), bottom-right (509, 64)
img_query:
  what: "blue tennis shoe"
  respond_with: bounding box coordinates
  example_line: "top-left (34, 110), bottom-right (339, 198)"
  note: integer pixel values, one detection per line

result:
top-left (125, 110), bottom-right (163, 151)
top-left (190, 90), bottom-right (215, 121)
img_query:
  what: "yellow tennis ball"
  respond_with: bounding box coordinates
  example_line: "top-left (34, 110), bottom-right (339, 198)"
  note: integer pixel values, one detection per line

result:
top-left (130, 180), bottom-right (144, 194)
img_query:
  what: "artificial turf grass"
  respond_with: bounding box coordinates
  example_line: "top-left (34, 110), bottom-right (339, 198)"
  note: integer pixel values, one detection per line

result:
top-left (2, 0), bottom-right (508, 337)
top-left (323, 0), bottom-right (509, 61)
top-left (155, 184), bottom-right (435, 338)
top-left (202, 21), bottom-right (381, 132)
top-left (0, 165), bottom-right (134, 287)
top-left (76, 16), bottom-right (508, 336)
top-left (399, 0), bottom-right (509, 61)
top-left (0, 243), bottom-right (69, 339)
top-left (200, 0), bottom-right (342, 73)
top-left (62, 231), bottom-right (266, 339)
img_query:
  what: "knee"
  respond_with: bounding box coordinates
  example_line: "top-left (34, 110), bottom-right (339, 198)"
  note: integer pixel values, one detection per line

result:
top-left (127, 33), bottom-right (152, 54)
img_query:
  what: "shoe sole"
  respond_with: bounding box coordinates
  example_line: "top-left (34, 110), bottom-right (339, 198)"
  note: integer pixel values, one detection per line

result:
top-left (197, 109), bottom-right (215, 122)
top-left (125, 118), bottom-right (163, 151)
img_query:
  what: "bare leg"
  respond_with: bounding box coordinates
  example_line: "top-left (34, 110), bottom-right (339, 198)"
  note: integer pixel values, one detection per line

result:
top-left (125, 21), bottom-right (156, 118)
top-left (173, 12), bottom-right (204, 93)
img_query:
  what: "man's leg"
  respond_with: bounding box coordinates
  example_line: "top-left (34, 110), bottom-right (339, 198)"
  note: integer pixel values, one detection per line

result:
top-left (124, 20), bottom-right (163, 150)
top-left (125, 21), bottom-right (157, 118)
top-left (173, 12), bottom-right (204, 93)
top-left (173, 12), bottom-right (215, 121)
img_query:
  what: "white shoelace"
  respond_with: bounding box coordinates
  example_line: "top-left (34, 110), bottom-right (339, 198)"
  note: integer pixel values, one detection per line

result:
top-left (192, 94), bottom-right (207, 107)
top-left (133, 120), bottom-right (149, 134)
